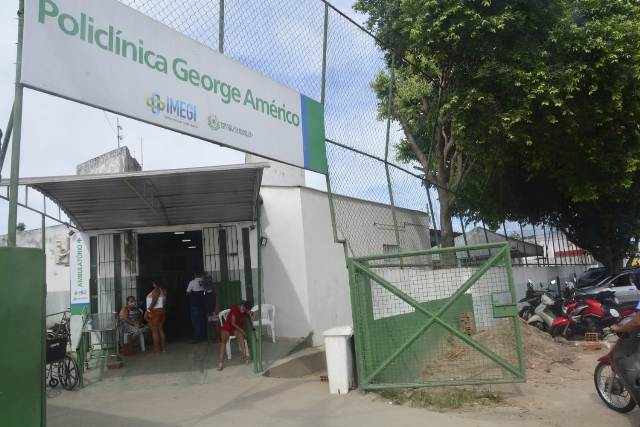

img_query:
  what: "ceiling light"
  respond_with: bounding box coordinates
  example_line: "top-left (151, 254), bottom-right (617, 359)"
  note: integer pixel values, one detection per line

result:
top-left (174, 231), bottom-right (185, 235)
top-left (182, 239), bottom-right (191, 243)
top-left (188, 246), bottom-right (197, 249)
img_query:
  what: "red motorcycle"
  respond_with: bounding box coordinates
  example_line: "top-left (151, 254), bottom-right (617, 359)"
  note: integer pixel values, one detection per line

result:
top-left (550, 288), bottom-right (630, 338)
top-left (595, 317), bottom-right (639, 413)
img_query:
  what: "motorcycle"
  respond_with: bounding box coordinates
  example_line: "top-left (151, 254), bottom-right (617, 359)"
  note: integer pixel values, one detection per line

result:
top-left (594, 317), bottom-right (640, 413)
top-left (527, 292), bottom-right (559, 332)
top-left (518, 280), bottom-right (543, 321)
top-left (551, 286), bottom-right (624, 338)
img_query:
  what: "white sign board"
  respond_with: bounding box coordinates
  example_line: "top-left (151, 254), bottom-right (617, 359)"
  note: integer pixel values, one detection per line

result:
top-left (69, 231), bottom-right (90, 314)
top-left (22, 0), bottom-right (327, 173)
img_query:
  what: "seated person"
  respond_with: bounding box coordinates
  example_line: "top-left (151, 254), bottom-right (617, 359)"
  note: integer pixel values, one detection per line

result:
top-left (119, 296), bottom-right (148, 355)
top-left (217, 300), bottom-right (254, 371)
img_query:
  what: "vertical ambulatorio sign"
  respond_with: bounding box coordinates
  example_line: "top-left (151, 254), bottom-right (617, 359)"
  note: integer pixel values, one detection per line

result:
top-left (21, 0), bottom-right (327, 173)
top-left (69, 232), bottom-right (90, 315)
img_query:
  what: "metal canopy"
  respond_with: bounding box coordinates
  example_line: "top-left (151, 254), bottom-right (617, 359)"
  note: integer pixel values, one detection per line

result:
top-left (3, 164), bottom-right (266, 231)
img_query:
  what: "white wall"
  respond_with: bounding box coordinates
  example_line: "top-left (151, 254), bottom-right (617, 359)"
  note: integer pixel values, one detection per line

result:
top-left (260, 187), bottom-right (313, 339)
top-left (300, 188), bottom-right (352, 346)
top-left (512, 265), bottom-right (588, 300)
top-left (246, 155), bottom-right (305, 186)
top-left (1, 224), bottom-right (71, 314)
top-left (259, 186), bottom-right (430, 345)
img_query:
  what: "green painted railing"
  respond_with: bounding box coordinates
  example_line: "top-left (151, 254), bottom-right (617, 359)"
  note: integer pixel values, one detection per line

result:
top-left (348, 242), bottom-right (526, 389)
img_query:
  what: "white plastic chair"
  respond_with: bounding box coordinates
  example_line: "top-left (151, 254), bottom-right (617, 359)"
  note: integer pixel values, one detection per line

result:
top-left (218, 309), bottom-right (248, 360)
top-left (251, 304), bottom-right (276, 343)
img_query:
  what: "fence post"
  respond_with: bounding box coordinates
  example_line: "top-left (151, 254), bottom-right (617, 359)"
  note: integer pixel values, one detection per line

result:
top-left (503, 245), bottom-right (527, 379)
top-left (7, 0), bottom-right (25, 247)
top-left (348, 260), bottom-right (367, 387)
top-left (320, 4), bottom-right (342, 248)
top-left (459, 216), bottom-right (471, 260)
top-left (218, 0), bottom-right (225, 54)
top-left (383, 55), bottom-right (402, 254)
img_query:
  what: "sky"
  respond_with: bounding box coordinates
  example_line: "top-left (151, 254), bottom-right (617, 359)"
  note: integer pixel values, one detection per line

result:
top-left (0, 0), bottom-right (544, 245)
top-left (0, 0), bottom-right (379, 233)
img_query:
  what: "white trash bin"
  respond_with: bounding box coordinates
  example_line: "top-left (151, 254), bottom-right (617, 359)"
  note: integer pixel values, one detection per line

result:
top-left (323, 326), bottom-right (354, 395)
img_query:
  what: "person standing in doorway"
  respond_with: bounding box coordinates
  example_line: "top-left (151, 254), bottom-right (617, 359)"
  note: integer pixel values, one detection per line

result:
top-left (186, 272), bottom-right (206, 343)
top-left (145, 282), bottom-right (167, 353)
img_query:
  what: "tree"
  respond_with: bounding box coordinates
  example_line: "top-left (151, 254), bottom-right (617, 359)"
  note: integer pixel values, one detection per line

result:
top-left (355, 0), bottom-right (562, 248)
top-left (454, 0), bottom-right (640, 272)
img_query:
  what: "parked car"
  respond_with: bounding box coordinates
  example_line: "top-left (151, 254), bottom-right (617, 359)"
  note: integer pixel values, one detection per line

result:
top-left (576, 267), bottom-right (609, 289)
top-left (579, 268), bottom-right (640, 307)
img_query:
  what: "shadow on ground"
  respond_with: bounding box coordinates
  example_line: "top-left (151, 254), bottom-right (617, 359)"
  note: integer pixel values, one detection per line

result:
top-left (48, 405), bottom-right (179, 427)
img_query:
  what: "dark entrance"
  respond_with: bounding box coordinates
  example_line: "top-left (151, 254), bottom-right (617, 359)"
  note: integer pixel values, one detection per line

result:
top-left (138, 231), bottom-right (204, 340)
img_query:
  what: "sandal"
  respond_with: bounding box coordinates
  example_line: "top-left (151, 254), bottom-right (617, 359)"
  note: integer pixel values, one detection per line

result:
top-left (244, 357), bottom-right (250, 365)
top-left (217, 362), bottom-right (224, 371)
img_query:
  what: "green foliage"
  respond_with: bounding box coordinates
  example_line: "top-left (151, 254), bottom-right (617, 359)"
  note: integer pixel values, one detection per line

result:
top-left (356, 0), bottom-right (640, 270)
top-left (456, 0), bottom-right (640, 270)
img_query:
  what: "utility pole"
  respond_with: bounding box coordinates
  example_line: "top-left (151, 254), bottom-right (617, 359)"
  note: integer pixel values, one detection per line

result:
top-left (116, 117), bottom-right (123, 148)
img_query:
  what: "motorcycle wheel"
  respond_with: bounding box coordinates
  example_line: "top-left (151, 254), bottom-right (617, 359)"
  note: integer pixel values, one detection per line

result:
top-left (519, 307), bottom-right (532, 321)
top-left (594, 361), bottom-right (636, 413)
top-left (551, 325), bottom-right (574, 339)
top-left (530, 321), bottom-right (547, 332)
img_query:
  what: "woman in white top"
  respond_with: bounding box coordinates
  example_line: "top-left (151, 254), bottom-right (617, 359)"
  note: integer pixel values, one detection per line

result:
top-left (144, 281), bottom-right (167, 353)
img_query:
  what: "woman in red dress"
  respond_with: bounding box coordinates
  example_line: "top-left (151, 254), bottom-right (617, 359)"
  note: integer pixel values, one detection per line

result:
top-left (217, 300), bottom-right (253, 370)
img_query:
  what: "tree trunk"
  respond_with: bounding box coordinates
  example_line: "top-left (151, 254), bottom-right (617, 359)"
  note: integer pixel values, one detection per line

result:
top-left (437, 185), bottom-right (457, 267)
top-left (438, 186), bottom-right (455, 248)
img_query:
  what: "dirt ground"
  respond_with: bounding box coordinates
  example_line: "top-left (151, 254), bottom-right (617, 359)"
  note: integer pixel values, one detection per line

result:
top-left (443, 322), bottom-right (640, 427)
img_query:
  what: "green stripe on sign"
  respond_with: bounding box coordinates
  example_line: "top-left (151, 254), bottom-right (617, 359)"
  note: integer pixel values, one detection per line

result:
top-left (71, 304), bottom-right (90, 315)
top-left (302, 95), bottom-right (327, 174)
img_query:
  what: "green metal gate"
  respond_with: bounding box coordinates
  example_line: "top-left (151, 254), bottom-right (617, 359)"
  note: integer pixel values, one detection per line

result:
top-left (348, 242), bottom-right (526, 389)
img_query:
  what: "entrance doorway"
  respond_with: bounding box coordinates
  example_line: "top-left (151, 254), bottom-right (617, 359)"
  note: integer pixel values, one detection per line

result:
top-left (138, 231), bottom-right (203, 341)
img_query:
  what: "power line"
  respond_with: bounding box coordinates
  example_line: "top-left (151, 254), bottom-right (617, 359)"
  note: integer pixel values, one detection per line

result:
top-left (102, 111), bottom-right (116, 134)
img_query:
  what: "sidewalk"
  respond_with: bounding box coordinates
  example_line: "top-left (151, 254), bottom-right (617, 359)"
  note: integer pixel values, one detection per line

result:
top-left (47, 362), bottom-right (547, 427)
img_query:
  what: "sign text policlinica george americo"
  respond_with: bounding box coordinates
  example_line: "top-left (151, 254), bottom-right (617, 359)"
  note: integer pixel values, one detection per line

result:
top-left (37, 0), bottom-right (302, 128)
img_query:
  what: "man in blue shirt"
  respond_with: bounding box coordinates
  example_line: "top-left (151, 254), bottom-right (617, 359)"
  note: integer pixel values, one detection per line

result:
top-left (186, 272), bottom-right (205, 343)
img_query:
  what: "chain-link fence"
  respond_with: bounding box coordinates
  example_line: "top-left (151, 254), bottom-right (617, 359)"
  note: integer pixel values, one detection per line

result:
top-left (116, 0), bottom-right (592, 266)
top-left (0, 0), bottom-right (594, 268)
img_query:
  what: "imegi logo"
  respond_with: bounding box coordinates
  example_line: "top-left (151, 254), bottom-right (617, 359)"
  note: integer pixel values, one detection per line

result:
top-left (145, 93), bottom-right (197, 122)
top-left (146, 93), bottom-right (165, 115)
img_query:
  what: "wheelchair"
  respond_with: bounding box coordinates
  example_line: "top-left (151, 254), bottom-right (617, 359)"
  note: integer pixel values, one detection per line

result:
top-left (46, 312), bottom-right (79, 390)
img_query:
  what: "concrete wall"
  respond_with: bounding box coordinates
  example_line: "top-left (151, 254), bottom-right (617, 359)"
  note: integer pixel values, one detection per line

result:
top-left (512, 265), bottom-right (588, 300)
top-left (300, 188), bottom-right (352, 345)
top-left (332, 194), bottom-right (431, 257)
top-left (0, 224), bottom-right (71, 315)
top-left (259, 186), bottom-right (431, 345)
top-left (76, 146), bottom-right (141, 175)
